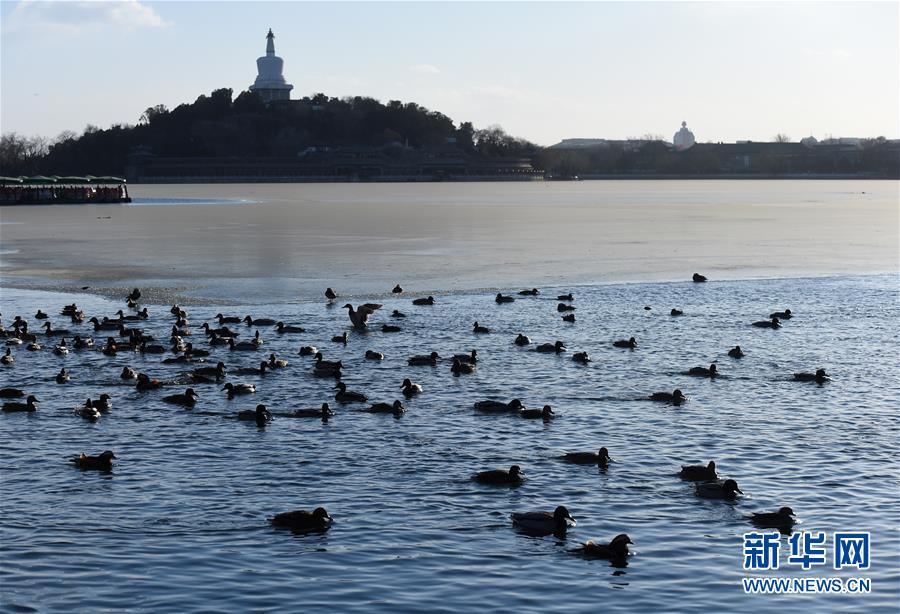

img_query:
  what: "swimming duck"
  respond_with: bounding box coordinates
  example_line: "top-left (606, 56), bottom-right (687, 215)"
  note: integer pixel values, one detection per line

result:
top-left (769, 309), bottom-right (793, 319)
top-left (401, 379), bottom-right (422, 397)
top-left (192, 362), bottom-right (227, 379)
top-left (557, 303), bottom-right (576, 312)
top-left (381, 324), bottom-right (402, 333)
top-left (70, 450), bottom-right (116, 470)
top-left (56, 368), bottom-right (70, 384)
top-left (330, 331), bottom-right (349, 345)
top-left (728, 346), bottom-right (744, 358)
top-left (344, 303), bottom-right (382, 329)
top-left (237, 404), bottom-right (272, 426)
top-left (473, 465), bottom-right (523, 485)
top-left (562, 313), bottom-right (576, 323)
top-left (473, 322), bottom-right (490, 334)
top-left (6, 337), bottom-right (23, 346)
top-left (649, 389), bottom-right (686, 405)
top-left (127, 288), bottom-right (141, 302)
top-left (43, 321), bottom-right (71, 336)
top-left (557, 293), bottom-right (574, 301)
top-left (519, 288), bottom-right (540, 296)
top-left (679, 460), bottom-right (717, 481)
top-left (613, 337), bottom-right (637, 349)
top-left (275, 322), bottom-right (305, 334)
top-left (287, 403), bottom-right (333, 420)
top-left (511, 506), bottom-right (575, 535)
top-left (126, 297), bottom-right (138, 309)
top-left (163, 388), bottom-right (200, 407)
top-left (136, 373), bottom-right (163, 391)
top-left (692, 273), bottom-right (707, 282)
top-left (69, 310), bottom-right (86, 324)
top-left (408, 351), bottom-right (440, 366)
top-left (201, 323), bottom-right (239, 337)
top-left (313, 352), bottom-right (341, 369)
top-left (35, 309), bottom-right (49, 319)
top-left (1, 348), bottom-right (14, 364)
top-left (223, 382), bottom-right (256, 397)
top-left (268, 354), bottom-right (289, 369)
top-left (670, 308), bottom-right (683, 316)
top-left (0, 388), bottom-right (25, 398)
top-left (270, 507), bottom-right (333, 532)
top-left (365, 350), bottom-right (384, 360)
top-left (474, 399), bottom-right (524, 413)
top-left (298, 346), bottom-right (318, 356)
top-left (62, 303), bottom-right (80, 316)
top-left (392, 284), bottom-right (403, 294)
top-left (101, 338), bottom-right (118, 356)
top-left (183, 343), bottom-right (210, 358)
top-left (687, 364), bottom-right (718, 378)
top-left (244, 315), bottom-right (277, 327)
top-left (453, 349), bottom-right (477, 364)
top-left (560, 447), bottom-right (612, 466)
top-left (228, 338), bottom-right (259, 352)
top-left (73, 335), bottom-right (94, 350)
top-left (2, 395), bottom-right (39, 412)
top-left (116, 308), bottom-right (147, 322)
top-left (577, 534), bottom-right (633, 561)
top-left (140, 341), bottom-right (166, 354)
top-left (313, 361), bottom-right (342, 378)
top-left (572, 351), bottom-right (590, 363)
top-left (514, 333), bottom-right (531, 346)
top-left (391, 310), bottom-right (406, 318)
top-left (54, 339), bottom-right (72, 355)
top-left (232, 362), bottom-right (269, 376)
top-left (535, 340), bottom-right (566, 354)
top-left (794, 369), bottom-right (829, 383)
top-left (216, 313), bottom-right (242, 324)
top-left (695, 479), bottom-right (743, 500)
top-left (749, 507), bottom-right (797, 532)
top-left (334, 382), bottom-right (368, 404)
top-left (120, 366), bottom-right (137, 380)
top-left (413, 296), bottom-right (435, 306)
top-left (365, 400), bottom-right (405, 414)
top-left (451, 359), bottom-right (475, 376)
top-left (325, 287), bottom-right (337, 302)
top-left (89, 317), bottom-right (119, 331)
top-left (495, 293), bottom-right (515, 304)
top-left (521, 405), bottom-right (554, 420)
top-left (752, 317), bottom-right (781, 329)
top-left (77, 402), bottom-right (101, 422)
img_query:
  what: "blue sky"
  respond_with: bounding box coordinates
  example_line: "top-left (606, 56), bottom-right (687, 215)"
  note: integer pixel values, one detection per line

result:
top-left (1, 1), bottom-right (898, 145)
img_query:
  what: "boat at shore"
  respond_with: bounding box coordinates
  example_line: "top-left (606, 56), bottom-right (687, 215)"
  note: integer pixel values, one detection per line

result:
top-left (0, 176), bottom-right (131, 205)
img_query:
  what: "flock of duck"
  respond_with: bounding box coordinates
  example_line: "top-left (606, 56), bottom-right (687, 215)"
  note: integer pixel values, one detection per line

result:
top-left (0, 277), bottom-right (829, 562)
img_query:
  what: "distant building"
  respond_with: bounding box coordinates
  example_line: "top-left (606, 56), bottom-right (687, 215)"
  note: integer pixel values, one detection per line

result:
top-left (673, 121), bottom-right (695, 151)
top-left (249, 29), bottom-right (293, 104)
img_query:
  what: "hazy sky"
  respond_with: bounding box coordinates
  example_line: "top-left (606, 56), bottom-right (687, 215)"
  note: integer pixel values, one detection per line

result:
top-left (1, 1), bottom-right (898, 145)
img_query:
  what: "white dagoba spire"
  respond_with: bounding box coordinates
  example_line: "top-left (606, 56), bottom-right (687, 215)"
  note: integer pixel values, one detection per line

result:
top-left (249, 28), bottom-right (293, 104)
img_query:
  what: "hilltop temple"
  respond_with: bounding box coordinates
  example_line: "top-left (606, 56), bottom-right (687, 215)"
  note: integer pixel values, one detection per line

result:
top-left (249, 29), bottom-right (293, 104)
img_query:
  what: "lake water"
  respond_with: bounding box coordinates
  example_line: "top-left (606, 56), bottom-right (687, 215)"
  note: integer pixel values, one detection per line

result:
top-left (1, 273), bottom-right (897, 612)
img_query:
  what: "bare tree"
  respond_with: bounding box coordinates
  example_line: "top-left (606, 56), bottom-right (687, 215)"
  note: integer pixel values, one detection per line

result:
top-left (773, 133), bottom-right (791, 143)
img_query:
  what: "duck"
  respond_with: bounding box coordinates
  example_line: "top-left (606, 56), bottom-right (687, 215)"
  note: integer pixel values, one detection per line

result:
top-left (275, 322), bottom-right (305, 334)
top-left (270, 507), bottom-right (333, 532)
top-left (679, 460), bottom-right (717, 481)
top-left (344, 303), bottom-right (382, 329)
top-left (2, 395), bottom-right (39, 412)
top-left (577, 534), bottom-right (633, 560)
top-left (649, 389), bottom-right (686, 405)
top-left (391, 310), bottom-right (406, 318)
top-left (325, 287), bottom-right (337, 302)
top-left (61, 303), bottom-right (80, 316)
top-left (191, 362), bottom-right (227, 379)
top-left (313, 361), bottom-right (342, 378)
top-left (752, 317), bottom-right (781, 329)
top-left (92, 394), bottom-right (112, 412)
top-left (670, 308), bottom-right (684, 316)
top-left (495, 293), bottom-right (515, 304)
top-left (183, 343), bottom-right (210, 358)
top-left (474, 399), bottom-right (524, 413)
top-left (365, 400), bottom-right (405, 414)
top-left (749, 507), bottom-right (797, 531)
top-left (140, 341), bottom-right (166, 354)
top-left (35, 309), bottom-right (49, 319)
top-left (365, 350), bottom-right (384, 360)
top-left (519, 288), bottom-right (540, 296)
top-left (535, 340), bottom-right (566, 354)
top-left (521, 405), bottom-right (554, 420)
top-left (228, 338), bottom-right (259, 352)
top-left (70, 450), bottom-right (116, 470)
top-left (6, 337), bottom-right (23, 346)
top-left (1, 348), bottom-right (14, 364)
top-left (268, 354), bottom-right (288, 369)
top-left (163, 388), bottom-right (200, 407)
top-left (557, 303), bottom-right (576, 312)
top-left (557, 293), bottom-right (574, 301)
top-left (77, 402), bottom-right (101, 422)
top-left (413, 296), bottom-right (435, 306)
top-left (687, 364), bottom-right (718, 378)
top-left (101, 338), bottom-right (118, 357)
top-left (613, 337), bottom-right (637, 349)
top-left (511, 506), bottom-right (575, 535)
top-left (331, 331), bottom-right (349, 344)
top-left (89, 317), bottom-right (119, 331)
top-left (408, 351), bottom-right (440, 366)
top-left (232, 362), bottom-right (269, 376)
top-left (215, 313), bottom-right (242, 324)
top-left (560, 447), bottom-right (612, 466)
top-left (381, 324), bottom-right (401, 333)
top-left (127, 288), bottom-right (141, 302)
top-left (562, 313), bottom-right (576, 323)
top-left (56, 368), bottom-right (70, 384)
top-left (401, 378), bottom-right (422, 397)
top-left (244, 315), bottom-right (276, 327)
top-left (473, 465), bottom-right (523, 485)
top-left (392, 284), bottom-right (403, 294)
top-left (572, 351), bottom-right (590, 364)
top-left (72, 335), bottom-right (94, 350)
top-left (451, 359), bottom-right (475, 376)
top-left (453, 349), bottom-right (477, 364)
top-left (0, 388), bottom-right (25, 398)
top-left (728, 345), bottom-right (745, 358)
top-left (695, 479), bottom-right (743, 500)
top-left (473, 321), bottom-right (490, 334)
top-left (69, 310), bottom-right (86, 324)
top-left (51, 339), bottom-right (68, 356)
top-left (298, 346), bottom-right (318, 356)
top-left (237, 404), bottom-right (272, 426)
top-left (222, 382), bottom-right (256, 398)
top-left (136, 373), bottom-right (163, 391)
top-left (692, 273), bottom-right (708, 282)
top-left (313, 352), bottom-right (341, 369)
top-left (116, 308), bottom-right (147, 322)
top-left (794, 369), bottom-right (829, 383)
top-left (120, 366), bottom-right (137, 380)
top-left (285, 403), bottom-right (333, 420)
top-left (334, 382), bottom-right (368, 404)
top-left (769, 309), bottom-right (793, 319)
top-left (201, 323), bottom-right (239, 337)
top-left (514, 333), bottom-right (530, 346)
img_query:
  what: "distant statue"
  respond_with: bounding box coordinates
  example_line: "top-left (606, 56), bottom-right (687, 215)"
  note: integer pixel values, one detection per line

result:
top-left (673, 121), bottom-right (695, 151)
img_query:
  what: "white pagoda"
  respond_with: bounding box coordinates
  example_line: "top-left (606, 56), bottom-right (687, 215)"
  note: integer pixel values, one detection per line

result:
top-left (249, 29), bottom-right (293, 104)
